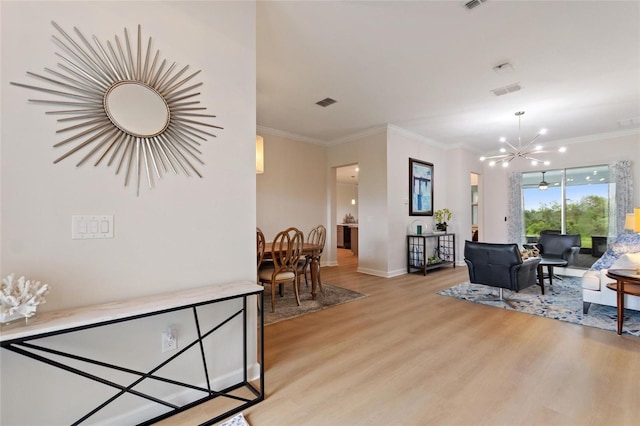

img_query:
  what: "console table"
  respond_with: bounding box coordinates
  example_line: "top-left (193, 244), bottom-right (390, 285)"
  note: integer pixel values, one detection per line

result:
top-left (0, 281), bottom-right (264, 425)
top-left (407, 233), bottom-right (456, 275)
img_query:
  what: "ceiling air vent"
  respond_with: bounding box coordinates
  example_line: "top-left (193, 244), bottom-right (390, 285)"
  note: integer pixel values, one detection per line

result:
top-left (490, 82), bottom-right (522, 97)
top-left (316, 97), bottom-right (337, 107)
top-left (465, 0), bottom-right (487, 10)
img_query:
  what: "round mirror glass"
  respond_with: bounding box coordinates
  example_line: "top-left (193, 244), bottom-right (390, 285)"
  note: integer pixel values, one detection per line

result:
top-left (105, 82), bottom-right (170, 137)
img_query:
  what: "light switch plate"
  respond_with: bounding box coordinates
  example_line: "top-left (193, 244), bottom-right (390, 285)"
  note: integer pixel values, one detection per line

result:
top-left (72, 215), bottom-right (114, 239)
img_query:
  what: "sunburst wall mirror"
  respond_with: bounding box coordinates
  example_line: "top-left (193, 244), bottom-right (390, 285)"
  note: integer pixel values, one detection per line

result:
top-left (11, 21), bottom-right (222, 195)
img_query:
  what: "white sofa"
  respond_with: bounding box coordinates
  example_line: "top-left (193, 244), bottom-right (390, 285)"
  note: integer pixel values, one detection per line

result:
top-left (582, 233), bottom-right (640, 314)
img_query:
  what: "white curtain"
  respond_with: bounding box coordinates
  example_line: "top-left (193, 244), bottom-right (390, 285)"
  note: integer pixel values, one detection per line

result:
top-left (610, 160), bottom-right (633, 236)
top-left (507, 171), bottom-right (524, 244)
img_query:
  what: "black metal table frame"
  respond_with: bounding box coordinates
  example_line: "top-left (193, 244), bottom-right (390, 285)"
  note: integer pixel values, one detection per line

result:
top-left (407, 233), bottom-right (456, 275)
top-left (536, 258), bottom-right (568, 294)
top-left (0, 289), bottom-right (264, 426)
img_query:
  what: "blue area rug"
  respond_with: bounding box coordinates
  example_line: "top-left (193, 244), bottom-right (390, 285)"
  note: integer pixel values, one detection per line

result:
top-left (437, 276), bottom-right (640, 337)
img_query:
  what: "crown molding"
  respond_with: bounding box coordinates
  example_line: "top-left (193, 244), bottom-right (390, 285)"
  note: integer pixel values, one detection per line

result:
top-left (257, 124), bottom-right (639, 149)
top-left (256, 125), bottom-right (326, 145)
top-left (386, 124), bottom-right (448, 149)
top-left (543, 127), bottom-right (640, 147)
top-left (325, 125), bottom-right (388, 146)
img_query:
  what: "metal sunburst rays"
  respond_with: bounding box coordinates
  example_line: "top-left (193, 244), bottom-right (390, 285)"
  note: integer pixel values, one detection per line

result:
top-left (11, 22), bottom-right (222, 195)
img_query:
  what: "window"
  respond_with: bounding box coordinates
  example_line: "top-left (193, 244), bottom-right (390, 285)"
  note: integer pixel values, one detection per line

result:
top-left (522, 165), bottom-right (611, 249)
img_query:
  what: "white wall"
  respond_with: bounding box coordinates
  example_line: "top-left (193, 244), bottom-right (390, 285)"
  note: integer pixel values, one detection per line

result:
top-left (327, 129), bottom-right (388, 275)
top-left (1, 1), bottom-right (256, 424)
top-left (255, 131), bottom-right (327, 241)
top-left (444, 147), bottom-right (484, 258)
top-left (386, 126), bottom-right (448, 275)
top-left (482, 133), bottom-right (640, 243)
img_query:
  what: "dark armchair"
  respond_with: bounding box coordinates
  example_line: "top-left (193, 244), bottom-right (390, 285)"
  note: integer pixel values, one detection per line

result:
top-left (464, 240), bottom-right (542, 307)
top-left (535, 233), bottom-right (581, 265)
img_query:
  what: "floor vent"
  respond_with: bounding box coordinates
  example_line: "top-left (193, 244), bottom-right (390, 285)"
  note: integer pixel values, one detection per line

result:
top-left (491, 83), bottom-right (521, 96)
top-left (316, 97), bottom-right (337, 107)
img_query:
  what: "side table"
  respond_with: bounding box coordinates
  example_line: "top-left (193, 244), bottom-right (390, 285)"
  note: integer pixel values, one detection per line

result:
top-left (605, 269), bottom-right (640, 335)
top-left (536, 258), bottom-right (568, 295)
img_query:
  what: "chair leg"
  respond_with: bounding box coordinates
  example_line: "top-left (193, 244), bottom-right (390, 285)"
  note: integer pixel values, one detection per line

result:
top-left (271, 282), bottom-right (276, 313)
top-left (498, 288), bottom-right (516, 309)
top-left (303, 260), bottom-right (310, 287)
top-left (475, 288), bottom-right (517, 308)
top-left (293, 279), bottom-right (301, 306)
top-left (317, 262), bottom-right (323, 292)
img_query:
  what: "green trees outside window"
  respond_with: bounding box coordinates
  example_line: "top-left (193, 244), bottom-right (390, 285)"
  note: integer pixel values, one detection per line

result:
top-left (523, 165), bottom-right (610, 249)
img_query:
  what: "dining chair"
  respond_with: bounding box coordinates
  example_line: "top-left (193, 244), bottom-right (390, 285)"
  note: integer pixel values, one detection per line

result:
top-left (298, 224), bottom-right (326, 292)
top-left (256, 227), bottom-right (265, 282)
top-left (258, 227), bottom-right (304, 312)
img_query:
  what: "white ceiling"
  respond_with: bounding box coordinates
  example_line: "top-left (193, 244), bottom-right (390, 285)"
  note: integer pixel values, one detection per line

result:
top-left (256, 1), bottom-right (640, 157)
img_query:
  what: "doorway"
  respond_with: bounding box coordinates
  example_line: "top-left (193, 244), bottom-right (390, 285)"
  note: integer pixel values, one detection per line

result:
top-left (471, 173), bottom-right (479, 241)
top-left (336, 164), bottom-right (359, 257)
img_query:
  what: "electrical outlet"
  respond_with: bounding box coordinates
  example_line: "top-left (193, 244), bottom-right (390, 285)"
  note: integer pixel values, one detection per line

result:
top-left (161, 328), bottom-right (177, 353)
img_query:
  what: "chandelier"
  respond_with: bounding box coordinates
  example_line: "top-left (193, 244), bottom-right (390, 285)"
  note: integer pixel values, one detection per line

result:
top-left (480, 111), bottom-right (566, 167)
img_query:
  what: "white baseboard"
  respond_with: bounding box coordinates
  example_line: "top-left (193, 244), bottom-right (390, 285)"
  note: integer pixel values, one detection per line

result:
top-left (95, 362), bottom-right (261, 425)
top-left (357, 266), bottom-right (395, 278)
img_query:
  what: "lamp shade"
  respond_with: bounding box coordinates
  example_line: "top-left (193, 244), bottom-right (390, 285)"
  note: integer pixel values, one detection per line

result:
top-left (256, 135), bottom-right (264, 174)
top-left (635, 207), bottom-right (640, 232)
top-left (625, 213), bottom-right (635, 231)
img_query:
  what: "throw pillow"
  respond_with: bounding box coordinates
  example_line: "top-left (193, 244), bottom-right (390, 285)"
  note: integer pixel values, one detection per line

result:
top-left (590, 233), bottom-right (640, 271)
top-left (610, 252), bottom-right (640, 269)
top-left (608, 233), bottom-right (640, 255)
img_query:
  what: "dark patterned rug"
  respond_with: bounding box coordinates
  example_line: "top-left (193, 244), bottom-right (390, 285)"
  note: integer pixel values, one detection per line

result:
top-left (438, 276), bottom-right (640, 337)
top-left (263, 283), bottom-right (367, 325)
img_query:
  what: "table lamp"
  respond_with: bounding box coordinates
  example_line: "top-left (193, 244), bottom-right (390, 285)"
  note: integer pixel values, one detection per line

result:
top-left (625, 207), bottom-right (640, 233)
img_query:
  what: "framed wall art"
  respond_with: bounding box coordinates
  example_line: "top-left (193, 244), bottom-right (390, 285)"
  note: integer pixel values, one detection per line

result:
top-left (409, 158), bottom-right (433, 216)
top-left (10, 22), bottom-right (222, 195)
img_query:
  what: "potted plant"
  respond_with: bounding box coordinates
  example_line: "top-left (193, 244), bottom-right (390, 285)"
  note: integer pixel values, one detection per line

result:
top-left (434, 208), bottom-right (452, 232)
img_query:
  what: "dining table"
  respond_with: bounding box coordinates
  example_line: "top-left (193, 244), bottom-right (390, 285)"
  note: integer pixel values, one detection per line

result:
top-left (263, 242), bottom-right (323, 300)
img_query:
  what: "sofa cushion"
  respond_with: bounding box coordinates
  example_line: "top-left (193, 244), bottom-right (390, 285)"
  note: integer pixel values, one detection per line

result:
top-left (610, 252), bottom-right (640, 269)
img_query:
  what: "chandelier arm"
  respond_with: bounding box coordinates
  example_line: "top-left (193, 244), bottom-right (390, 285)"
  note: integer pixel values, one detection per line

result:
top-left (501, 140), bottom-right (519, 152)
top-left (482, 153), bottom-right (512, 160)
top-left (520, 133), bottom-right (543, 151)
top-left (522, 154), bottom-right (546, 163)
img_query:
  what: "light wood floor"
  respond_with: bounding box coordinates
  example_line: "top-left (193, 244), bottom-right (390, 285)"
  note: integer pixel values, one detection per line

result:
top-left (165, 249), bottom-right (640, 426)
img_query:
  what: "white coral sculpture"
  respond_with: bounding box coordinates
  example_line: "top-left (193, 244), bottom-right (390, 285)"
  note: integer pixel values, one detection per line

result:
top-left (0, 274), bottom-right (49, 322)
